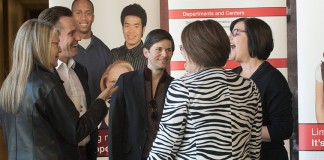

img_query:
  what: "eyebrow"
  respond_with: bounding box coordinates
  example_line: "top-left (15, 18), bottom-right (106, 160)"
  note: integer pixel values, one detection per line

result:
top-left (73, 9), bottom-right (93, 13)
top-left (124, 22), bottom-right (141, 26)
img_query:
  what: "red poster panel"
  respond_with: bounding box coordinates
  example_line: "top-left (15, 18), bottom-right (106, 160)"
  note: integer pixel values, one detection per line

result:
top-left (299, 124), bottom-right (324, 151)
top-left (97, 129), bottom-right (108, 159)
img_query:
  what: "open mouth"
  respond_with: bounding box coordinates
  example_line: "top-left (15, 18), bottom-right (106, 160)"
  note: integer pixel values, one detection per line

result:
top-left (79, 22), bottom-right (88, 27)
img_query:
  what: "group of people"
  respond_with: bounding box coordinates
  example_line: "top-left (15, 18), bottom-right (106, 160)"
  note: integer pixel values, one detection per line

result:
top-left (0, 0), bottom-right (293, 160)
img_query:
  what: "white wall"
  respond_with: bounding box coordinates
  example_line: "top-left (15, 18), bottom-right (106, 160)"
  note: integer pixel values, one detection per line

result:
top-left (297, 0), bottom-right (324, 159)
top-left (297, 0), bottom-right (324, 123)
top-left (49, 0), bottom-right (160, 49)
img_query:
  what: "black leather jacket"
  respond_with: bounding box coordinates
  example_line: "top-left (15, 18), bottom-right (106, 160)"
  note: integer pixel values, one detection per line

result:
top-left (0, 64), bottom-right (108, 160)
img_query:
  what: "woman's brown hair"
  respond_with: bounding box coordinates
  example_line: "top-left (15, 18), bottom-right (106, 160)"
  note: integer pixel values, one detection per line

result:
top-left (181, 19), bottom-right (230, 68)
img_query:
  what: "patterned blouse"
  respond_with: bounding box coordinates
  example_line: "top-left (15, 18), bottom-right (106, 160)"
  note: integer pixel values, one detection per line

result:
top-left (148, 68), bottom-right (262, 160)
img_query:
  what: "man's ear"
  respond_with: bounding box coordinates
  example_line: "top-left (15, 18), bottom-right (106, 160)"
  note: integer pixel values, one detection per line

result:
top-left (142, 26), bottom-right (146, 37)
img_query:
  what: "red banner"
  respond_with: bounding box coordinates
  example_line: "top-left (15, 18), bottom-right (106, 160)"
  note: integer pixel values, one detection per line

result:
top-left (171, 58), bottom-right (288, 70)
top-left (169, 7), bottom-right (287, 19)
top-left (299, 124), bottom-right (324, 151)
top-left (97, 129), bottom-right (108, 157)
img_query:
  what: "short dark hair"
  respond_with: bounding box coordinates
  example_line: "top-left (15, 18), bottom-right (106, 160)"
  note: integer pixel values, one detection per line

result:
top-left (121, 3), bottom-right (147, 27)
top-left (71, 0), bottom-right (94, 13)
top-left (230, 17), bottom-right (274, 60)
top-left (38, 6), bottom-right (72, 25)
top-left (181, 20), bottom-right (230, 68)
top-left (143, 29), bottom-right (175, 52)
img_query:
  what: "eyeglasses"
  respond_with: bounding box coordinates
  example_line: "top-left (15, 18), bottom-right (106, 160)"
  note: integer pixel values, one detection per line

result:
top-left (231, 29), bottom-right (247, 37)
top-left (149, 99), bottom-right (158, 121)
top-left (179, 45), bottom-right (184, 52)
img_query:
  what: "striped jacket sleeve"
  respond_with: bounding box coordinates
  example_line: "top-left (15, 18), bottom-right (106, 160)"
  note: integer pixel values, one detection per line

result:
top-left (249, 82), bottom-right (263, 159)
top-left (148, 79), bottom-right (189, 159)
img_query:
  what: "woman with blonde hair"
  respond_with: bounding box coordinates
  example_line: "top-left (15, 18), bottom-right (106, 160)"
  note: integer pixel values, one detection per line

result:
top-left (0, 19), bottom-right (111, 160)
top-left (99, 60), bottom-right (134, 129)
top-left (100, 60), bottom-right (134, 91)
top-left (96, 61), bottom-right (134, 159)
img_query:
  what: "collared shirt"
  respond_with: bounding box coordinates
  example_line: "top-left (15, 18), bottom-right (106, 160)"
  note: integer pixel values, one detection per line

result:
top-left (56, 59), bottom-right (90, 146)
top-left (142, 66), bottom-right (168, 159)
top-left (74, 35), bottom-right (113, 102)
top-left (111, 41), bottom-right (147, 70)
top-left (78, 38), bottom-right (91, 49)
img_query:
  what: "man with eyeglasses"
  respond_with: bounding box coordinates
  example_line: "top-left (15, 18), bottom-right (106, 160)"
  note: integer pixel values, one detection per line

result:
top-left (108, 29), bottom-right (175, 160)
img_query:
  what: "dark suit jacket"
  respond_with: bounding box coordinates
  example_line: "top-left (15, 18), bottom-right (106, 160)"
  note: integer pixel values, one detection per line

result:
top-left (108, 69), bottom-right (173, 160)
top-left (55, 61), bottom-right (98, 160)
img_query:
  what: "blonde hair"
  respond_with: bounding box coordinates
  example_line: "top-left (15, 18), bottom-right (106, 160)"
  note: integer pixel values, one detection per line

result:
top-left (0, 19), bottom-right (57, 113)
top-left (100, 61), bottom-right (134, 91)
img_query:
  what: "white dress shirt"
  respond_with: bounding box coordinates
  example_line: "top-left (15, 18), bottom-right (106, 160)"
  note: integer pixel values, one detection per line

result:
top-left (56, 58), bottom-right (90, 146)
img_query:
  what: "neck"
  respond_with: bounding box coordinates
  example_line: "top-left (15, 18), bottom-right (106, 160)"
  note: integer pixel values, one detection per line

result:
top-left (59, 56), bottom-right (70, 64)
top-left (239, 58), bottom-right (264, 78)
top-left (151, 69), bottom-right (164, 82)
top-left (79, 31), bottom-right (92, 39)
top-left (150, 68), bottom-right (165, 97)
top-left (187, 62), bottom-right (204, 74)
top-left (126, 41), bottom-right (141, 49)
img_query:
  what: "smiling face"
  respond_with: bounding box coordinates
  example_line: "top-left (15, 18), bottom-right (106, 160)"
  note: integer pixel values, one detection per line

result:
top-left (143, 39), bottom-right (173, 71)
top-left (72, 0), bottom-right (94, 37)
top-left (50, 33), bottom-right (61, 67)
top-left (123, 15), bottom-right (145, 49)
top-left (229, 21), bottom-right (250, 62)
top-left (57, 16), bottom-right (80, 63)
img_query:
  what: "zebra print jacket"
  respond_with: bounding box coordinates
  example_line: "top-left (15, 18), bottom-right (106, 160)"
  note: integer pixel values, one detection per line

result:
top-left (148, 68), bottom-right (262, 160)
